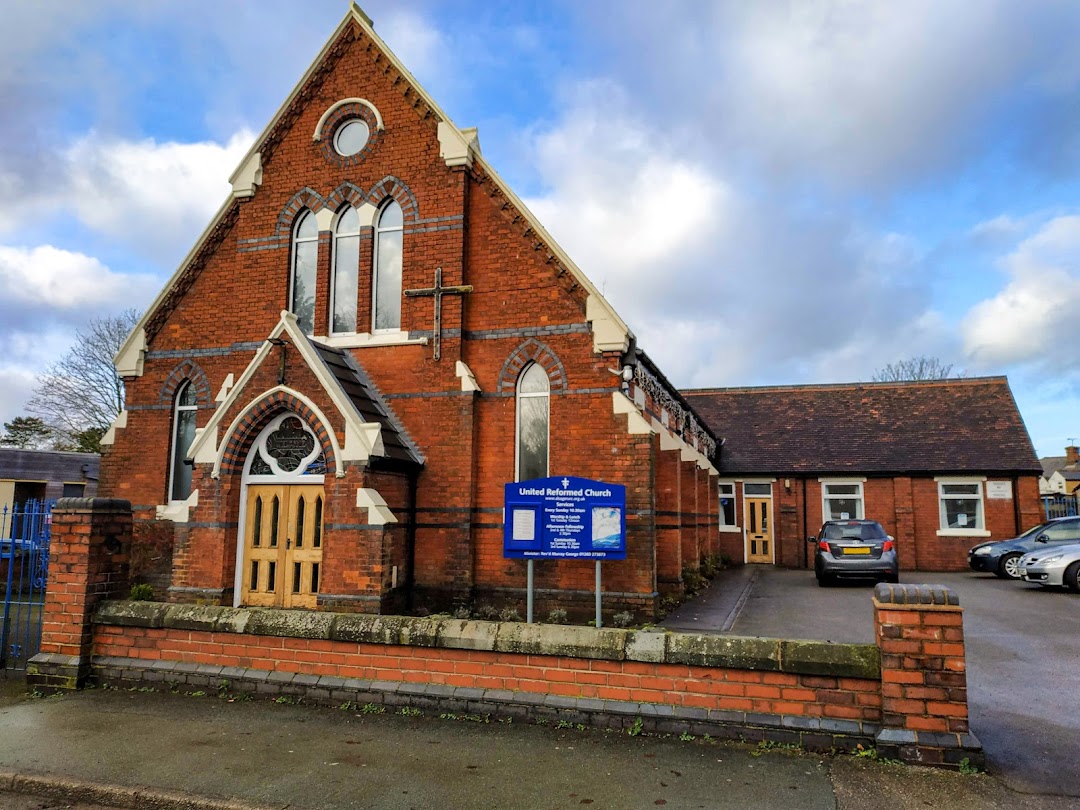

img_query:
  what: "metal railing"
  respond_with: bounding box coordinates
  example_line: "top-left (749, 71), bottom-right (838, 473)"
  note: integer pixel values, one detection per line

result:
top-left (1, 499), bottom-right (53, 672)
top-left (1042, 494), bottom-right (1078, 520)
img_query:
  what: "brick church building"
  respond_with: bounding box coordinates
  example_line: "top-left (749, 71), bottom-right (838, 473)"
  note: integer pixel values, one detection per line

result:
top-left (100, 5), bottom-right (719, 621)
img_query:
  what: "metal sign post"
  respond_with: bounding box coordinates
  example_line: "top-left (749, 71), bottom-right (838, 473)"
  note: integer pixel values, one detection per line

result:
top-left (527, 559), bottom-right (534, 623)
top-left (595, 561), bottom-right (602, 628)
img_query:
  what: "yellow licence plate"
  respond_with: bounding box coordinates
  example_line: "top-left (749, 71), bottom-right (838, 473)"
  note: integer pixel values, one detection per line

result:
top-left (844, 547), bottom-right (871, 555)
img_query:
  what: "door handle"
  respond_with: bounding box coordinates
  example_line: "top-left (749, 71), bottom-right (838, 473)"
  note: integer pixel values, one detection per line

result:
top-left (287, 538), bottom-right (292, 549)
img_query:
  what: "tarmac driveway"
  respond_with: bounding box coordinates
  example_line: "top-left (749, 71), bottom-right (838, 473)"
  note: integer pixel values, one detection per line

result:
top-left (664, 566), bottom-right (1080, 798)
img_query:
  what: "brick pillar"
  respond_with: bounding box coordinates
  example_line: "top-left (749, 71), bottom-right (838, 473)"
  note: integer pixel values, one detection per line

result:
top-left (872, 583), bottom-right (983, 768)
top-left (26, 498), bottom-right (132, 692)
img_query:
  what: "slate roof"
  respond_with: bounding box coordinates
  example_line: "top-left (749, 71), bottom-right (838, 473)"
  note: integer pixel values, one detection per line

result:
top-left (1040, 455), bottom-right (1068, 479)
top-left (681, 377), bottom-right (1041, 476)
top-left (309, 341), bottom-right (423, 468)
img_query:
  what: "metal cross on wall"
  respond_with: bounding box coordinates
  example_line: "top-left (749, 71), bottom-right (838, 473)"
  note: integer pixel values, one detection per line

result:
top-left (404, 266), bottom-right (473, 360)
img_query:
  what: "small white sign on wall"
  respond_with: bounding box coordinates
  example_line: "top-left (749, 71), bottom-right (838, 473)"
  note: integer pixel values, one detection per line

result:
top-left (986, 481), bottom-right (1013, 500)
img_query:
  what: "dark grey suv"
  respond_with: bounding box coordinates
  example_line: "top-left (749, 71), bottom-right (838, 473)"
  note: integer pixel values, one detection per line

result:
top-left (809, 520), bottom-right (898, 587)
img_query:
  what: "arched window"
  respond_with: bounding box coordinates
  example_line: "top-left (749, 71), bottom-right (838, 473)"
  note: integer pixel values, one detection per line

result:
top-left (169, 381), bottom-right (198, 501)
top-left (372, 200), bottom-right (403, 331)
top-left (289, 210), bottom-right (319, 334)
top-left (516, 363), bottom-right (549, 481)
top-left (332, 206), bottom-right (360, 334)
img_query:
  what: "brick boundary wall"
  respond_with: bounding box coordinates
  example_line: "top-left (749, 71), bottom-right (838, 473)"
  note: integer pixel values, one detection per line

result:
top-left (27, 499), bottom-right (984, 769)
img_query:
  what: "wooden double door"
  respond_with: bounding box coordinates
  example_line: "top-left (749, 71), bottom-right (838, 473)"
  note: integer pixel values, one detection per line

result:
top-left (242, 484), bottom-right (324, 609)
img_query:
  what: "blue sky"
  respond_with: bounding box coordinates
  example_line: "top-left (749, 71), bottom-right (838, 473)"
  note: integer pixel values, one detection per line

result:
top-left (2, 0), bottom-right (1080, 456)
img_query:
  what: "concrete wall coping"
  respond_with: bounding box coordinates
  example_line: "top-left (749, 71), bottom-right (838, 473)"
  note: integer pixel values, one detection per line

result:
top-left (54, 497), bottom-right (133, 514)
top-left (93, 601), bottom-right (881, 680)
top-left (873, 583), bottom-right (960, 608)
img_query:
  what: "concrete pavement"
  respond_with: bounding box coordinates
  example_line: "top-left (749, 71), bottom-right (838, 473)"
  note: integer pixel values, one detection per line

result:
top-left (0, 678), bottom-right (1076, 810)
top-left (664, 566), bottom-right (1080, 799)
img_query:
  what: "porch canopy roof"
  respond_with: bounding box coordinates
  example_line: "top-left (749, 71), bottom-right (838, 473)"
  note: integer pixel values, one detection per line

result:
top-left (682, 377), bottom-right (1041, 477)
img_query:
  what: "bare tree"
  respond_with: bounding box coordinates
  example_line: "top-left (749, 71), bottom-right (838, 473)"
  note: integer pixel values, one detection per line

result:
top-left (872, 356), bottom-right (963, 382)
top-left (27, 310), bottom-right (140, 452)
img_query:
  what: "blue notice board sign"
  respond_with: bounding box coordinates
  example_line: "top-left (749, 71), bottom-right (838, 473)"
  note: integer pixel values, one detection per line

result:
top-left (503, 476), bottom-right (626, 560)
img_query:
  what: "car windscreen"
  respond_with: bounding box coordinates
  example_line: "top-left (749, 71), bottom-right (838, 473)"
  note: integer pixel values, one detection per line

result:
top-left (824, 522), bottom-right (886, 541)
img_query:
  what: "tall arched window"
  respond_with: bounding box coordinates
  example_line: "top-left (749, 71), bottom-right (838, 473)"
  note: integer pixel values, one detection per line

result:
top-left (332, 206), bottom-right (360, 334)
top-left (373, 200), bottom-right (403, 331)
top-left (290, 210), bottom-right (319, 334)
top-left (516, 363), bottom-right (549, 481)
top-left (169, 381), bottom-right (197, 502)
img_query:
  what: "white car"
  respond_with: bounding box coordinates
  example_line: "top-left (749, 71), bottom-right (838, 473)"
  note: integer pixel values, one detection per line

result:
top-left (1018, 542), bottom-right (1080, 592)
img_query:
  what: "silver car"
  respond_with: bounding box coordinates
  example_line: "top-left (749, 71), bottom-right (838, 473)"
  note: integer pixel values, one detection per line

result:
top-left (1018, 542), bottom-right (1080, 592)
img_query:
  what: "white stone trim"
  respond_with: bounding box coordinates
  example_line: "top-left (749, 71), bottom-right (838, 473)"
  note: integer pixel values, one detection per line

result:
top-left (456, 361), bottom-right (480, 392)
top-left (586, 295), bottom-right (631, 354)
top-left (313, 330), bottom-right (426, 349)
top-left (936, 529), bottom-right (992, 538)
top-left (612, 392), bottom-right (655, 435)
top-left (933, 475), bottom-right (987, 483)
top-left (115, 328), bottom-right (147, 377)
top-left (156, 488), bottom-right (198, 524)
top-left (437, 122), bottom-right (479, 168)
top-left (100, 410), bottom-right (128, 446)
top-left (215, 373), bottom-right (235, 403)
top-left (230, 151), bottom-right (262, 199)
top-left (816, 476), bottom-right (867, 483)
top-left (313, 97), bottom-right (385, 140)
top-left (356, 487), bottom-right (398, 525)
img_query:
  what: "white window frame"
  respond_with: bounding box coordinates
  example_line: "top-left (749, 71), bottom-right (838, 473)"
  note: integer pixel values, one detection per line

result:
top-left (168, 381), bottom-right (198, 504)
top-left (935, 477), bottom-right (990, 537)
top-left (820, 479), bottom-right (865, 522)
top-left (289, 209), bottom-right (320, 335)
top-left (718, 482), bottom-right (740, 532)
top-left (330, 205), bottom-right (361, 336)
top-left (514, 363), bottom-right (550, 482)
top-left (372, 200), bottom-right (404, 333)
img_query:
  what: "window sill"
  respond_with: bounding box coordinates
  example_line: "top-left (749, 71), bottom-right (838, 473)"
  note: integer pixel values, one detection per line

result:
top-left (315, 331), bottom-right (428, 349)
top-left (936, 529), bottom-right (991, 538)
top-left (719, 526), bottom-right (742, 533)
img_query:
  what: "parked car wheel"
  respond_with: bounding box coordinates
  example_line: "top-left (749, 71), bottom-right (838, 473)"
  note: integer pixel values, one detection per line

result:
top-left (1065, 561), bottom-right (1080, 594)
top-left (997, 552), bottom-right (1022, 580)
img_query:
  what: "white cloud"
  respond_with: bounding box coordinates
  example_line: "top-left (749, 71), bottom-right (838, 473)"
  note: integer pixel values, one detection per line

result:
top-left (64, 130), bottom-right (255, 262)
top-left (962, 215), bottom-right (1080, 368)
top-left (378, 9), bottom-right (447, 81)
top-left (0, 245), bottom-right (155, 311)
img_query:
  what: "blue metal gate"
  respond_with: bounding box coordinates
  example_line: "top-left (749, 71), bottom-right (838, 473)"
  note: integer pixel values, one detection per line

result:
top-left (1, 499), bottom-right (52, 672)
top-left (1042, 494), bottom-right (1079, 520)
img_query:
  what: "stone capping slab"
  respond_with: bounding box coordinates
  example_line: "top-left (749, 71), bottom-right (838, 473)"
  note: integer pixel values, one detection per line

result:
top-left (54, 497), bottom-right (133, 514)
top-left (93, 601), bottom-right (881, 679)
top-left (873, 583), bottom-right (960, 608)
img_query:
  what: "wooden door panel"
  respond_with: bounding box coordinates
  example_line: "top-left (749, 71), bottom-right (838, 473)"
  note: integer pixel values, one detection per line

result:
top-left (283, 486), bottom-right (324, 609)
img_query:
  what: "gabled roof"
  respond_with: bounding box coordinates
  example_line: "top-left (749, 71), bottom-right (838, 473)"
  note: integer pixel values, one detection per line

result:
top-left (309, 341), bottom-right (423, 467)
top-left (115, 2), bottom-right (632, 377)
top-left (1041, 455), bottom-right (1068, 479)
top-left (186, 311), bottom-right (419, 475)
top-left (682, 377), bottom-right (1041, 476)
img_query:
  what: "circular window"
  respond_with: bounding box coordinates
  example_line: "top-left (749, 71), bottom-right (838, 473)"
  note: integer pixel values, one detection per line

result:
top-left (334, 120), bottom-right (370, 157)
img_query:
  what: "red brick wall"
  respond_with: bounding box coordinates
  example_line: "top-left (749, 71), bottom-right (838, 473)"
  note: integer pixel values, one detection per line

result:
top-left (733, 475), bottom-right (1039, 572)
top-left (92, 624), bottom-right (881, 723)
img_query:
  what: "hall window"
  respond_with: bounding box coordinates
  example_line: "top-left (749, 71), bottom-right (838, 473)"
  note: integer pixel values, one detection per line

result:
top-left (169, 381), bottom-right (197, 502)
top-left (289, 209), bottom-right (319, 334)
top-left (332, 206), bottom-right (360, 333)
top-left (938, 481), bottom-right (984, 531)
top-left (822, 481), bottom-right (864, 521)
top-left (373, 200), bottom-right (403, 331)
top-left (516, 363), bottom-right (549, 482)
top-left (718, 482), bottom-right (737, 529)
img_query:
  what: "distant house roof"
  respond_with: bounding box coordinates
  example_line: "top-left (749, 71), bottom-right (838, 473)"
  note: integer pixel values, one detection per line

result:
top-left (0, 448), bottom-right (99, 481)
top-left (1060, 470), bottom-right (1080, 481)
top-left (681, 377), bottom-right (1041, 476)
top-left (1040, 455), bottom-right (1068, 479)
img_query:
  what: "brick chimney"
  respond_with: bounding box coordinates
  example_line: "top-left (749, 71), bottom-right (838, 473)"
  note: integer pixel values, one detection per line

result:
top-left (1067, 446), bottom-right (1079, 465)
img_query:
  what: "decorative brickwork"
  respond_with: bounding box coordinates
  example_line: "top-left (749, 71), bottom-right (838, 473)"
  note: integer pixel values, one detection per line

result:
top-left (218, 392), bottom-right (337, 476)
top-left (158, 360), bottom-right (212, 406)
top-left (497, 339), bottom-right (567, 393)
top-left (315, 101), bottom-right (383, 168)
